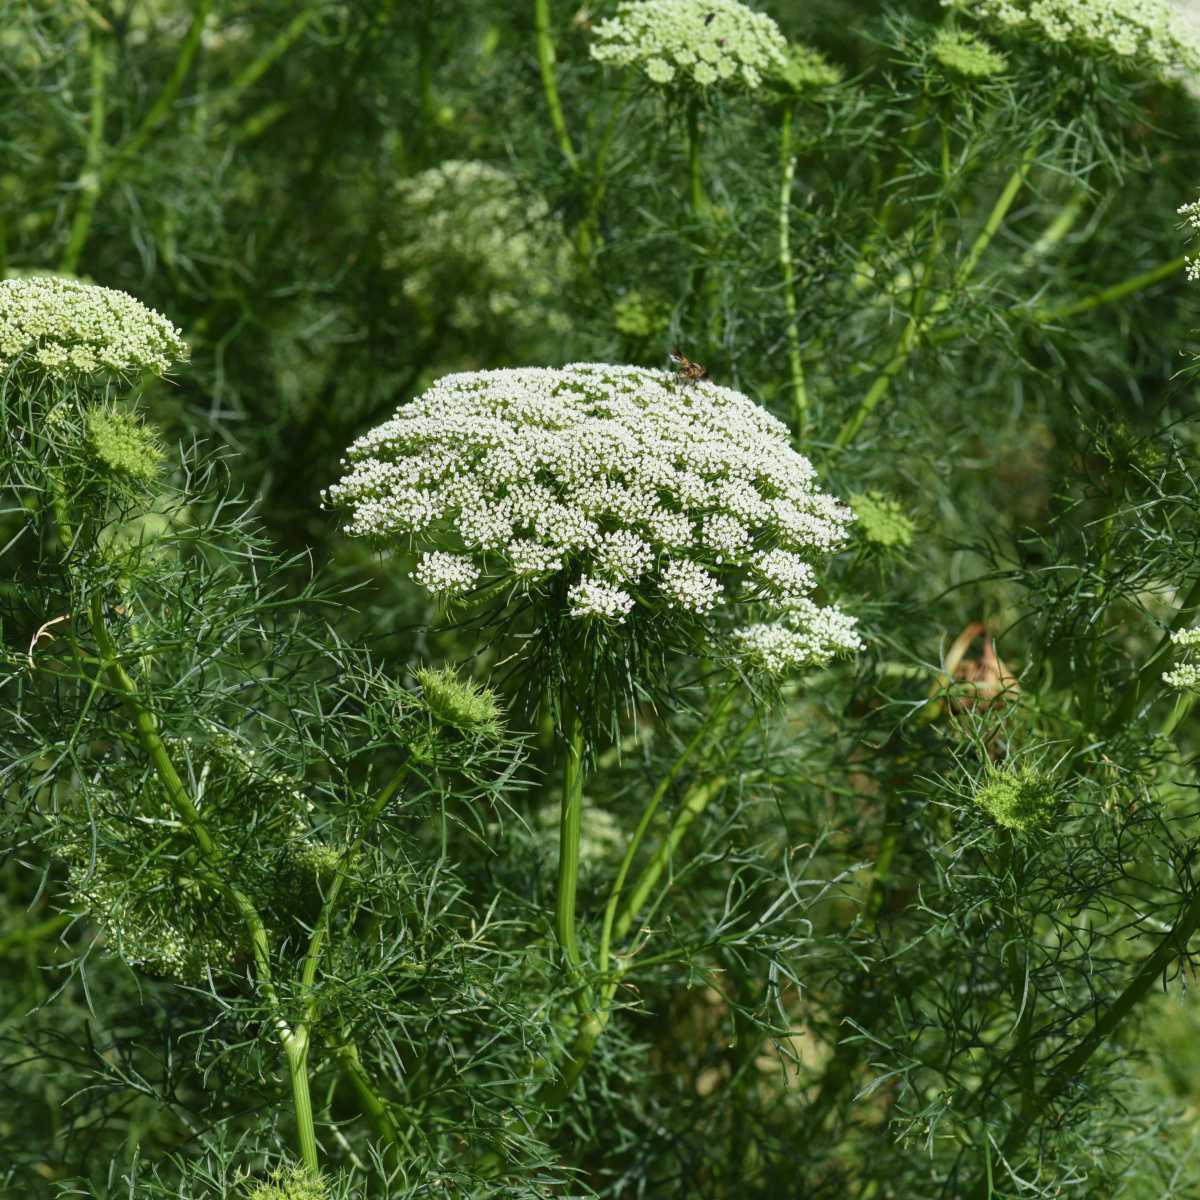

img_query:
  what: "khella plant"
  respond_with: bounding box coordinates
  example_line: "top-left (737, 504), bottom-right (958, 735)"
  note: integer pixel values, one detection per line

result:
top-left (8, 0), bottom-right (1200, 1197)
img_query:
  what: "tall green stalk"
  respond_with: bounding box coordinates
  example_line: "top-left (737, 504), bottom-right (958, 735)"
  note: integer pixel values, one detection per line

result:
top-left (59, 28), bottom-right (109, 274)
top-left (534, 0), bottom-right (577, 169)
top-left (557, 702), bottom-right (587, 998)
top-left (834, 142), bottom-right (1039, 450)
top-left (962, 878), bottom-right (1200, 1200)
top-left (778, 105), bottom-right (807, 440)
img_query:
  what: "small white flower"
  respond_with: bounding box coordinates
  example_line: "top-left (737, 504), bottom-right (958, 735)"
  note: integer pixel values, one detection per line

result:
top-left (736, 600), bottom-right (864, 675)
top-left (412, 551), bottom-right (480, 596)
top-left (568, 576), bottom-right (636, 621)
top-left (751, 547), bottom-right (817, 598)
top-left (661, 558), bottom-right (722, 613)
top-left (594, 529), bottom-right (655, 582)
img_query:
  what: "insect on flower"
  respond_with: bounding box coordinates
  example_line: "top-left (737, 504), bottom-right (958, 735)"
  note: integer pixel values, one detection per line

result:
top-left (670, 349), bottom-right (708, 385)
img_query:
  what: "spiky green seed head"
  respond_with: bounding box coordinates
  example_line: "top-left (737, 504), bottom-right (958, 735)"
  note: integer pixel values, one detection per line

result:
top-left (414, 665), bottom-right (504, 735)
top-left (86, 407), bottom-right (165, 481)
top-left (974, 763), bottom-right (1058, 831)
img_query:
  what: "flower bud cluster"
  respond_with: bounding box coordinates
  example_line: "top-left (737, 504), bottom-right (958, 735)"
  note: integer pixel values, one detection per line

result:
top-left (382, 160), bottom-right (570, 340)
top-left (328, 363), bottom-right (861, 675)
top-left (590, 0), bottom-right (789, 91)
top-left (850, 490), bottom-right (916, 549)
top-left (942, 0), bottom-right (1200, 74)
top-left (0, 276), bottom-right (187, 377)
top-left (931, 28), bottom-right (1009, 77)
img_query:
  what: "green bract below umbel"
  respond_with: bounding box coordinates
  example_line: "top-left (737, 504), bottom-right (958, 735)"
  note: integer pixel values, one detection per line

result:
top-left (327, 363), bottom-right (863, 676)
top-left (0, 275), bottom-right (187, 377)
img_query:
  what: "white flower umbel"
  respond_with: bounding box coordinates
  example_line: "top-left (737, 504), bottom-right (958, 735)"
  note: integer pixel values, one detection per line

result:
top-left (329, 363), bottom-right (861, 671)
top-left (413, 551), bottom-right (481, 597)
top-left (590, 0), bottom-right (790, 92)
top-left (1163, 626), bottom-right (1200, 690)
top-left (0, 276), bottom-right (188, 377)
top-left (736, 599), bottom-right (865, 676)
top-left (568, 576), bottom-right (636, 621)
top-left (943, 0), bottom-right (1200, 74)
top-left (383, 160), bottom-right (570, 339)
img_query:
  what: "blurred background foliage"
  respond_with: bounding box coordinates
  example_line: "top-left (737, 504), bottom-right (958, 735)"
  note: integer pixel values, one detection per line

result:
top-left (6, 0), bottom-right (1200, 1196)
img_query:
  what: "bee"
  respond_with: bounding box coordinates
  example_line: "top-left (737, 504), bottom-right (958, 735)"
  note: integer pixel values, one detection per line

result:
top-left (670, 349), bottom-right (708, 386)
top-left (703, 11), bottom-right (715, 25)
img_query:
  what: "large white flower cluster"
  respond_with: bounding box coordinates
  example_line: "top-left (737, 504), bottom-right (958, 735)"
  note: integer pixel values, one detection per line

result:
top-left (942, 0), bottom-right (1200, 72)
top-left (383, 160), bottom-right (570, 339)
top-left (0, 276), bottom-right (187, 376)
top-left (329, 363), bottom-right (862, 674)
top-left (590, 0), bottom-right (789, 91)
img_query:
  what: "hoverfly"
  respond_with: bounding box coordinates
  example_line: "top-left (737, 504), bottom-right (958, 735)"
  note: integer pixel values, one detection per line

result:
top-left (670, 350), bottom-right (708, 386)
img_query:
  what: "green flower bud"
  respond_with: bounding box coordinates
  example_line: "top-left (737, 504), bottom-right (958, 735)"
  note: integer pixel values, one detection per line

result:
top-left (85, 406), bottom-right (166, 481)
top-left (246, 1164), bottom-right (331, 1200)
top-left (973, 763), bottom-right (1058, 831)
top-left (413, 665), bottom-right (504, 735)
top-left (612, 290), bottom-right (672, 339)
top-left (931, 29), bottom-right (1008, 78)
top-left (776, 41), bottom-right (844, 93)
top-left (850, 491), bottom-right (915, 549)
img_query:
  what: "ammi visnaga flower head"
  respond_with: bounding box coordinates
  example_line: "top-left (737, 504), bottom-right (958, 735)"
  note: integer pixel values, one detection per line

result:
top-left (0, 275), bottom-right (187, 378)
top-left (328, 363), bottom-right (862, 676)
top-left (942, 0), bottom-right (1200, 74)
top-left (590, 0), bottom-right (790, 91)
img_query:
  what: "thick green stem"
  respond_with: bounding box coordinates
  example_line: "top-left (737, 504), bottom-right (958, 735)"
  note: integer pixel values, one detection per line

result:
top-left (963, 882), bottom-right (1200, 1200)
top-left (612, 773), bottom-right (728, 945)
top-left (576, 75), bottom-right (630, 262)
top-left (778, 105), bottom-right (807, 440)
top-left (60, 28), bottom-right (109, 274)
top-left (285, 1030), bottom-right (320, 1173)
top-left (599, 687), bottom-right (738, 979)
top-left (219, 4), bottom-right (322, 112)
top-left (1021, 186), bottom-right (1087, 267)
top-left (300, 760), bottom-right (411, 1004)
top-left (834, 144), bottom-right (1038, 451)
top-left (557, 704), bottom-right (587, 994)
top-left (685, 96), bottom-right (719, 349)
top-left (1035, 254), bottom-right (1188, 323)
top-left (534, 0), bottom-right (576, 169)
top-left (687, 96), bottom-right (706, 220)
top-left (338, 1041), bottom-right (403, 1153)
